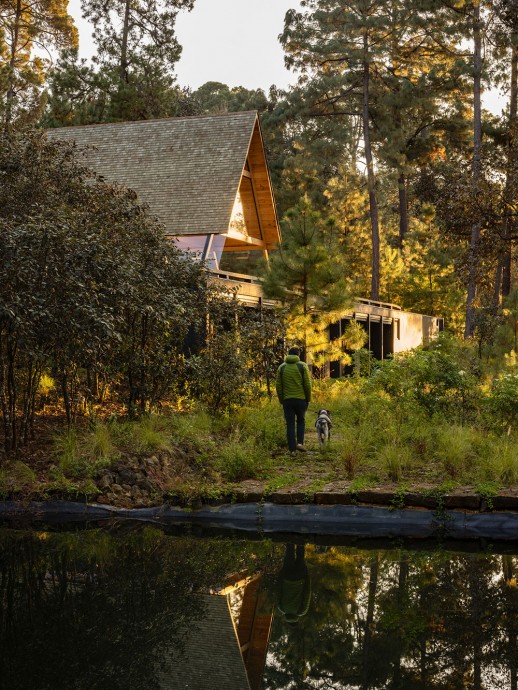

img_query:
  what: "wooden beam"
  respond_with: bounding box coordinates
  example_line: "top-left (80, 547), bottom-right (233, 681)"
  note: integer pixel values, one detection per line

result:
top-left (223, 229), bottom-right (265, 247)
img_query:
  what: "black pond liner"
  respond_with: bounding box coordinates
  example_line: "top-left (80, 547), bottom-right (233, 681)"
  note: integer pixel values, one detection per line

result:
top-left (0, 500), bottom-right (518, 543)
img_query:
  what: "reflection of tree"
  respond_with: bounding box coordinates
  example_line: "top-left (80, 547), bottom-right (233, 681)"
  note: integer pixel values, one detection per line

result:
top-left (264, 548), bottom-right (518, 690)
top-left (0, 528), bottom-right (271, 690)
top-left (502, 556), bottom-right (518, 690)
top-left (1, 531), bottom-right (517, 690)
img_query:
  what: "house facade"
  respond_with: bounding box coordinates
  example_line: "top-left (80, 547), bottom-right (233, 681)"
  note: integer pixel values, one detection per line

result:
top-left (327, 298), bottom-right (444, 377)
top-left (47, 111), bottom-right (281, 307)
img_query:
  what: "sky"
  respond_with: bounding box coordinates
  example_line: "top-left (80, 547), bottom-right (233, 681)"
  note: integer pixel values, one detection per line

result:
top-left (67, 0), bottom-right (506, 113)
top-left (68, 0), bottom-right (303, 92)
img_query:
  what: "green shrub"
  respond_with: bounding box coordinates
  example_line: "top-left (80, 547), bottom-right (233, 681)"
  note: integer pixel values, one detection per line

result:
top-left (54, 429), bottom-right (81, 475)
top-left (169, 410), bottom-right (214, 457)
top-left (85, 424), bottom-right (117, 461)
top-left (0, 461), bottom-right (36, 489)
top-left (486, 374), bottom-right (518, 430)
top-left (377, 443), bottom-right (412, 482)
top-left (400, 419), bottom-right (434, 460)
top-left (366, 336), bottom-right (482, 422)
top-left (235, 401), bottom-right (285, 452)
top-left (334, 426), bottom-right (370, 478)
top-left (433, 425), bottom-right (478, 479)
top-left (54, 427), bottom-right (112, 479)
top-left (482, 437), bottom-right (518, 485)
top-left (129, 416), bottom-right (173, 453)
top-left (216, 431), bottom-right (268, 482)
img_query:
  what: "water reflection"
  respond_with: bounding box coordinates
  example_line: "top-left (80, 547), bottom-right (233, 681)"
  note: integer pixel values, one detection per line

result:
top-left (0, 528), bottom-right (516, 690)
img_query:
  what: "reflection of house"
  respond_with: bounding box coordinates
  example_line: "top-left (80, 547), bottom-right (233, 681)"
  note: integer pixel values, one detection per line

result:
top-left (47, 112), bottom-right (280, 308)
top-left (162, 576), bottom-right (272, 690)
top-left (326, 298), bottom-right (444, 377)
top-left (162, 595), bottom-right (251, 690)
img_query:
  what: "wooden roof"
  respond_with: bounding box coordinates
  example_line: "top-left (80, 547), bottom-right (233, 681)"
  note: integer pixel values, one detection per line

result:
top-left (47, 112), bottom-right (280, 248)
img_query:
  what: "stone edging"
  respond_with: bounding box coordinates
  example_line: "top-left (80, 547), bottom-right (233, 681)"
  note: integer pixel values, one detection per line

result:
top-left (186, 481), bottom-right (518, 512)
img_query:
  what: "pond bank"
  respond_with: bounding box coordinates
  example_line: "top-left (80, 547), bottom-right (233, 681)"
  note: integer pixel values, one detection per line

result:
top-left (1, 491), bottom-right (518, 542)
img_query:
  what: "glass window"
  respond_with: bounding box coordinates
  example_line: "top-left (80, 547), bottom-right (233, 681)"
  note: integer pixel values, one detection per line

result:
top-left (205, 235), bottom-right (225, 270)
top-left (229, 193), bottom-right (248, 236)
top-left (171, 234), bottom-right (226, 271)
top-left (218, 249), bottom-right (265, 276)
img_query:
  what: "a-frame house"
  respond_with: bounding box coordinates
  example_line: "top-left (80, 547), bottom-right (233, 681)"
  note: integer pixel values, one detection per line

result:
top-left (48, 113), bottom-right (443, 359)
top-left (48, 111), bottom-right (280, 306)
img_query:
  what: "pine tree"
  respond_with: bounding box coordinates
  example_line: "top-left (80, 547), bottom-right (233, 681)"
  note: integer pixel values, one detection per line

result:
top-left (261, 197), bottom-right (353, 365)
top-left (84, 0), bottom-right (193, 121)
top-left (0, 0), bottom-right (77, 128)
top-left (44, 0), bottom-right (194, 124)
top-left (465, 0), bottom-right (485, 337)
top-left (281, 0), bottom-right (392, 300)
top-left (280, 0), bottom-right (473, 300)
top-left (491, 0), bottom-right (518, 301)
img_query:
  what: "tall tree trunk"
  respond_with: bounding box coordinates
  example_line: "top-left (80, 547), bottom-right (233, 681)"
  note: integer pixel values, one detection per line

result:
top-left (363, 31), bottom-right (381, 301)
top-left (120, 0), bottom-right (131, 84)
top-left (465, 1), bottom-right (483, 338)
top-left (398, 171), bottom-right (409, 246)
top-left (469, 557), bottom-right (482, 690)
top-left (503, 556), bottom-right (518, 690)
top-left (502, 36), bottom-right (518, 298)
top-left (392, 554), bottom-right (409, 687)
top-left (4, 0), bottom-right (22, 128)
top-left (361, 554), bottom-right (379, 689)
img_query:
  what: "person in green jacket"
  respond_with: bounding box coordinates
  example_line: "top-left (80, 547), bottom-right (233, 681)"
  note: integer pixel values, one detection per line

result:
top-left (275, 346), bottom-right (312, 453)
top-left (278, 543), bottom-right (311, 624)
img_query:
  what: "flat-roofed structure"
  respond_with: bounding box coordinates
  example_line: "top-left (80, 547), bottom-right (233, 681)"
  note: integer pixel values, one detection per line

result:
top-left (326, 298), bottom-right (444, 377)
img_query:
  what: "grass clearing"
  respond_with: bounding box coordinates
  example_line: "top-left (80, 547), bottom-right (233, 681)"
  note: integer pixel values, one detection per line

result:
top-left (11, 352), bottom-right (518, 500)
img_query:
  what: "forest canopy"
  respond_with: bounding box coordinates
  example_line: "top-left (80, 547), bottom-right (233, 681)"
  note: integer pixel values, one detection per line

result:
top-left (0, 0), bottom-right (518, 461)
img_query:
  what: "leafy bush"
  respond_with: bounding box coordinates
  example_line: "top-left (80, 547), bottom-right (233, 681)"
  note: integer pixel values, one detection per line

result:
top-left (216, 431), bottom-right (268, 482)
top-left (486, 374), bottom-right (518, 430)
top-left (433, 425), bottom-right (478, 479)
top-left (235, 402), bottom-right (285, 452)
top-left (366, 336), bottom-right (482, 422)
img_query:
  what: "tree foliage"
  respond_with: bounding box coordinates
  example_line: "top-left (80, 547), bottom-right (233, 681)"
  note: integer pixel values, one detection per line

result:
top-left (262, 197), bottom-right (353, 365)
top-left (0, 0), bottom-right (77, 127)
top-left (43, 0), bottom-right (194, 125)
top-left (0, 131), bottom-right (213, 451)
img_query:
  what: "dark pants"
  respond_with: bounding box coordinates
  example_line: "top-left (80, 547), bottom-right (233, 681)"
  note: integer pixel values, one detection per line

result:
top-left (283, 398), bottom-right (307, 451)
top-left (282, 543), bottom-right (306, 579)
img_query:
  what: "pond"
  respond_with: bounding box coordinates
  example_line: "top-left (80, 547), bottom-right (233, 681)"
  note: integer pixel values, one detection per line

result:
top-left (0, 526), bottom-right (516, 689)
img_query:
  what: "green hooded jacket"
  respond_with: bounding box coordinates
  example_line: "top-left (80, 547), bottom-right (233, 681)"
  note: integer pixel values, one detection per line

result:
top-left (275, 354), bottom-right (312, 404)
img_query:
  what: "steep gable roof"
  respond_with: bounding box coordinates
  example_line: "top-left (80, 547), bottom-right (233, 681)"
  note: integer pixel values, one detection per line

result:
top-left (160, 595), bottom-right (251, 690)
top-left (47, 112), bottom-right (279, 245)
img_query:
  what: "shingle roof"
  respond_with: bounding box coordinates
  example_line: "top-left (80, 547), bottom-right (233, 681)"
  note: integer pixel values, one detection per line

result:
top-left (160, 595), bottom-right (251, 690)
top-left (47, 112), bottom-right (260, 237)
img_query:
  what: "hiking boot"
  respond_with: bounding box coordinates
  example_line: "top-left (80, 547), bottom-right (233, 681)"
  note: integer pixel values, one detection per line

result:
top-left (296, 443), bottom-right (307, 452)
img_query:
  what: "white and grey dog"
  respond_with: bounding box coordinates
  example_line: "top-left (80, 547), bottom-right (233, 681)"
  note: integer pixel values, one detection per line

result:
top-left (315, 409), bottom-right (332, 447)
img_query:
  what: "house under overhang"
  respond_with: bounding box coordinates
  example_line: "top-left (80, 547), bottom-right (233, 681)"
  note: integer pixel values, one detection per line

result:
top-left (47, 111), bottom-right (280, 306)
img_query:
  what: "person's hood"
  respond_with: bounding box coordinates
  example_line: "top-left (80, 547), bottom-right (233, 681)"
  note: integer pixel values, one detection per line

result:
top-left (285, 354), bottom-right (300, 364)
